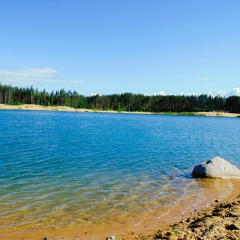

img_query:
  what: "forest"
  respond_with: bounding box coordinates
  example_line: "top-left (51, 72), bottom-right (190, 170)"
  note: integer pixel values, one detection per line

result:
top-left (0, 83), bottom-right (240, 113)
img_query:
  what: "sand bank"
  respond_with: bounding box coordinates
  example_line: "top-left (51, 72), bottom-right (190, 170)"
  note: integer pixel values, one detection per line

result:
top-left (0, 104), bottom-right (152, 114)
top-left (147, 191), bottom-right (240, 239)
top-left (136, 178), bottom-right (240, 240)
top-left (0, 104), bottom-right (239, 117)
top-left (194, 111), bottom-right (240, 118)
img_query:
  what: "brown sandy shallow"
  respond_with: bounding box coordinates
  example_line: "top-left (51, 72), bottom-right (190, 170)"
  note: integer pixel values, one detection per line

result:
top-left (0, 178), bottom-right (239, 240)
top-left (0, 104), bottom-right (240, 117)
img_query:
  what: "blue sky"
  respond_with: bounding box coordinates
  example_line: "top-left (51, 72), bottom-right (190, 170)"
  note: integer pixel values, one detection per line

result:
top-left (0, 0), bottom-right (240, 96)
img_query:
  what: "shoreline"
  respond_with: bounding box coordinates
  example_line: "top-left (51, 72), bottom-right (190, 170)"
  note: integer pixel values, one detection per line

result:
top-left (0, 104), bottom-right (239, 117)
top-left (146, 180), bottom-right (240, 240)
top-left (1, 104), bottom-right (239, 239)
top-left (0, 178), bottom-right (239, 240)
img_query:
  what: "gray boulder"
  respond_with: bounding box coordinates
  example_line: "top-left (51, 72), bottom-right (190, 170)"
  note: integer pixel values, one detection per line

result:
top-left (192, 156), bottom-right (240, 178)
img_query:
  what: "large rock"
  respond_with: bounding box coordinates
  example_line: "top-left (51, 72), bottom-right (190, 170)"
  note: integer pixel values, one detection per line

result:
top-left (192, 156), bottom-right (240, 178)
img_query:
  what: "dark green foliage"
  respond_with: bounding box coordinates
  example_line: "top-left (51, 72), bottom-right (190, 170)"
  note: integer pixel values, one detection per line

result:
top-left (0, 83), bottom-right (239, 113)
top-left (226, 96), bottom-right (240, 113)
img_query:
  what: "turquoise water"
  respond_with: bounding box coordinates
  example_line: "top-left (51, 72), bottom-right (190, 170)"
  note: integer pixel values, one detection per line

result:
top-left (0, 110), bottom-right (239, 231)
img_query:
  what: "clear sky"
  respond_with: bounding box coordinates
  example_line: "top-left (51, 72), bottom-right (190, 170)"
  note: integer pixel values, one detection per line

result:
top-left (0, 0), bottom-right (240, 97)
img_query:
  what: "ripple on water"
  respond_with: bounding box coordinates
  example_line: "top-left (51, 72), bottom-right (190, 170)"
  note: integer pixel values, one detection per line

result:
top-left (0, 111), bottom-right (239, 233)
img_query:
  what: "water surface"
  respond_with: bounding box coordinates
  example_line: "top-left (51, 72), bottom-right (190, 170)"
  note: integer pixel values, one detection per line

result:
top-left (0, 110), bottom-right (239, 233)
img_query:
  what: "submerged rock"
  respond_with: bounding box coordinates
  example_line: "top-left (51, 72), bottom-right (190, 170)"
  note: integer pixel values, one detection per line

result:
top-left (192, 156), bottom-right (240, 178)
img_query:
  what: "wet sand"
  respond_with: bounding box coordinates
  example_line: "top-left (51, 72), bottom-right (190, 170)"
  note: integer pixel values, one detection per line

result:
top-left (0, 178), bottom-right (239, 240)
top-left (145, 183), bottom-right (240, 240)
top-left (0, 104), bottom-right (239, 117)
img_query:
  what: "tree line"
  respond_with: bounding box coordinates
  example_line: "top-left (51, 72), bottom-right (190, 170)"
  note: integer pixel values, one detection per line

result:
top-left (0, 83), bottom-right (239, 113)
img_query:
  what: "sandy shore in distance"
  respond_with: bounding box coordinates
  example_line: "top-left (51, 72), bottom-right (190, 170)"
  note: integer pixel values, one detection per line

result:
top-left (0, 104), bottom-right (152, 114)
top-left (194, 111), bottom-right (240, 118)
top-left (0, 104), bottom-right (239, 117)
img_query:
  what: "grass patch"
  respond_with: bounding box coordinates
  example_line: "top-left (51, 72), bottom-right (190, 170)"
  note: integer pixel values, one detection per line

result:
top-left (171, 227), bottom-right (180, 234)
top-left (160, 112), bottom-right (195, 116)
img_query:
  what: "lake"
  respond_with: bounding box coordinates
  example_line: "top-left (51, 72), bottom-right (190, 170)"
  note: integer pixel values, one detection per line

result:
top-left (0, 110), bottom-right (239, 237)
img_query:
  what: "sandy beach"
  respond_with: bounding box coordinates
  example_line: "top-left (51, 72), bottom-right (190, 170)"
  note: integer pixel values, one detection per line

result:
top-left (146, 194), bottom-right (240, 240)
top-left (151, 196), bottom-right (240, 240)
top-left (193, 111), bottom-right (240, 118)
top-left (0, 104), bottom-right (151, 114)
top-left (0, 104), bottom-right (239, 117)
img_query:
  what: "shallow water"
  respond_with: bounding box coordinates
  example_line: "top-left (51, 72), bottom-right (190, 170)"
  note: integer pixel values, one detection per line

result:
top-left (0, 110), bottom-right (239, 234)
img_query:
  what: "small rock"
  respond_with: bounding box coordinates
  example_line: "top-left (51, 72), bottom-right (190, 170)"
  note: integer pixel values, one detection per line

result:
top-left (106, 236), bottom-right (115, 240)
top-left (215, 199), bottom-right (220, 202)
top-left (226, 224), bottom-right (239, 230)
top-left (166, 231), bottom-right (171, 236)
